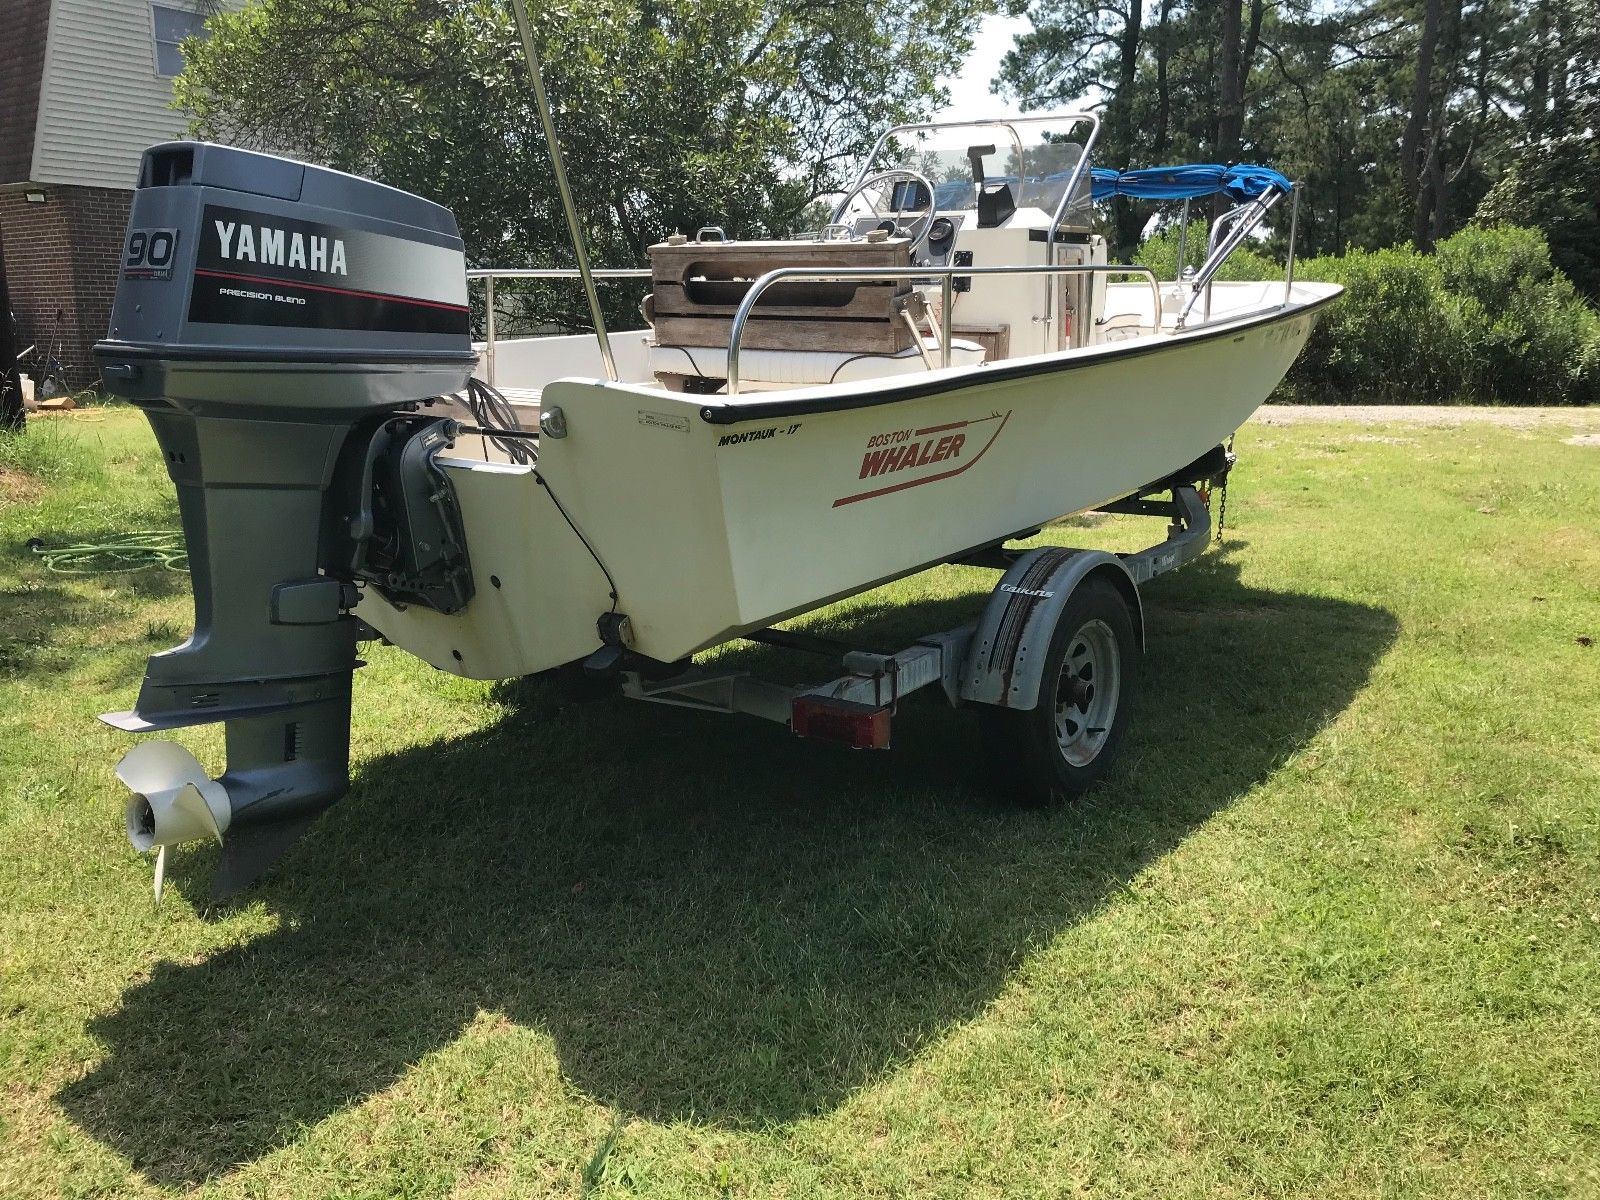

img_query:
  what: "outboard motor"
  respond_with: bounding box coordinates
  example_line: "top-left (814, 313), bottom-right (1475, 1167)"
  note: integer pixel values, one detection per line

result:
top-left (97, 142), bottom-right (478, 899)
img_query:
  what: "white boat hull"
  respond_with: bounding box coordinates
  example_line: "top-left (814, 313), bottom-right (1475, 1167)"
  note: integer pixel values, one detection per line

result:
top-left (358, 283), bottom-right (1340, 678)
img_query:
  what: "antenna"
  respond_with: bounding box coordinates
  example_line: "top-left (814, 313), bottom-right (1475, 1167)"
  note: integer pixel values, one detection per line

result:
top-left (508, 0), bottom-right (618, 382)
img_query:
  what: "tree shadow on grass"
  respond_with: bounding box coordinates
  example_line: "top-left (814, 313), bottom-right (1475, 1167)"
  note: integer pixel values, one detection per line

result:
top-left (60, 556), bottom-right (1397, 1186)
top-left (0, 567), bottom-right (186, 680)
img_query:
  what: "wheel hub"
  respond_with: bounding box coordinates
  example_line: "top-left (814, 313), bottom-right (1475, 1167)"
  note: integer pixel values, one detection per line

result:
top-left (1053, 619), bottom-right (1121, 768)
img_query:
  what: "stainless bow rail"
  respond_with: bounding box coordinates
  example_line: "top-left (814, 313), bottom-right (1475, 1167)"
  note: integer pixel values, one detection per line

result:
top-left (723, 262), bottom-right (1163, 395)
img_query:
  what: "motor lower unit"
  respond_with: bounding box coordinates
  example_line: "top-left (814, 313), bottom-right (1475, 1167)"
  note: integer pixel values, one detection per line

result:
top-left (96, 141), bottom-right (479, 899)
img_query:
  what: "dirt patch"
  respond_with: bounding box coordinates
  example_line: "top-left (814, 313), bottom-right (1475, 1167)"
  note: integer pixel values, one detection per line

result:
top-left (1565, 433), bottom-right (1600, 447)
top-left (1253, 404), bottom-right (1600, 431)
top-left (0, 466), bottom-right (43, 504)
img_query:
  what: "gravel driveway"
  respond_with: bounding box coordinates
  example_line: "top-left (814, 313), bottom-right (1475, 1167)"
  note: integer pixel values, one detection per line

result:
top-left (1252, 404), bottom-right (1600, 432)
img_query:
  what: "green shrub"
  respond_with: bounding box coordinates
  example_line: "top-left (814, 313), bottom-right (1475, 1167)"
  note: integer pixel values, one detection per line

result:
top-left (1286, 245), bottom-right (1469, 402)
top-left (1472, 137), bottom-right (1600, 301)
top-left (1283, 225), bottom-right (1599, 405)
top-left (1434, 226), bottom-right (1600, 406)
top-left (1134, 221), bottom-right (1279, 282)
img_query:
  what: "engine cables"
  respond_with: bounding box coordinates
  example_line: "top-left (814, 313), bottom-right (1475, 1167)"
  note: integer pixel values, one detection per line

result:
top-left (446, 379), bottom-right (618, 613)
top-left (455, 377), bottom-right (536, 465)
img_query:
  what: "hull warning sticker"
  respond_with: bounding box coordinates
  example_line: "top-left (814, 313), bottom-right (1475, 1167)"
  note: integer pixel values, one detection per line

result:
top-left (833, 411), bottom-right (1010, 507)
top-left (638, 410), bottom-right (691, 434)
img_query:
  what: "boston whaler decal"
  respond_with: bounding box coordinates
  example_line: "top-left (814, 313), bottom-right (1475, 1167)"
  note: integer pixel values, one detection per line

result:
top-left (833, 411), bottom-right (1010, 507)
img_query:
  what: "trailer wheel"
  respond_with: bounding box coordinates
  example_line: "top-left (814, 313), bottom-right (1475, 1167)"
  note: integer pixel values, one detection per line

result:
top-left (980, 575), bottom-right (1137, 804)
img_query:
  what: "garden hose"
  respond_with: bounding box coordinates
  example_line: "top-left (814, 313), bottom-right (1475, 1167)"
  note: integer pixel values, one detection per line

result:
top-left (26, 530), bottom-right (187, 574)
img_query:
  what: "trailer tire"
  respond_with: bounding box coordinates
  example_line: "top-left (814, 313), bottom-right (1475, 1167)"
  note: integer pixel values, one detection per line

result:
top-left (979, 574), bottom-right (1136, 804)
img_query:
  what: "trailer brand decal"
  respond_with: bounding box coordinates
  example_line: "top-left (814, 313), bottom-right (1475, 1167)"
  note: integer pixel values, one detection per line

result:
top-left (717, 423), bottom-right (802, 447)
top-left (990, 546), bottom-right (1076, 697)
top-left (187, 204), bottom-right (469, 336)
top-left (833, 411), bottom-right (1010, 507)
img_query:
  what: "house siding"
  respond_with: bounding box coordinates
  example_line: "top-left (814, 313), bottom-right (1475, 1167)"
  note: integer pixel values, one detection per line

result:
top-left (31, 0), bottom-right (197, 191)
top-left (0, 0), bottom-right (54, 184)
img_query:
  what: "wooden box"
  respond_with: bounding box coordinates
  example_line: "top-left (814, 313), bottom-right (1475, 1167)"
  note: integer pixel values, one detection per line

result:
top-left (952, 324), bottom-right (1010, 362)
top-left (648, 238), bottom-right (916, 355)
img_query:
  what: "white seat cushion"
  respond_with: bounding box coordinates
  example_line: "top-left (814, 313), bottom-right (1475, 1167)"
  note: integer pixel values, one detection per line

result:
top-left (649, 338), bottom-right (986, 389)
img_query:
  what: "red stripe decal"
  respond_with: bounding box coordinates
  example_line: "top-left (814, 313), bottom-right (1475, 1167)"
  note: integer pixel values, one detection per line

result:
top-left (193, 268), bottom-right (468, 312)
top-left (832, 411), bottom-right (1011, 507)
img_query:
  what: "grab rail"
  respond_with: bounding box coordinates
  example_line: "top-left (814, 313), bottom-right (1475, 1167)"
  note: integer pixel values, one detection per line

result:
top-left (724, 263), bottom-right (1163, 396)
top-left (1174, 181), bottom-right (1302, 328)
top-left (466, 267), bottom-right (652, 385)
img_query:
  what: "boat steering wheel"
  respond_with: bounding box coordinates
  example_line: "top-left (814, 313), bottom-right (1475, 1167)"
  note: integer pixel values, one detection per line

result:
top-left (829, 169), bottom-right (938, 248)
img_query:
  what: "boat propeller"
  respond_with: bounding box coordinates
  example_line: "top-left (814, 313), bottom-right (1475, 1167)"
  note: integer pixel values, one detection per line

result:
top-left (116, 741), bottom-right (231, 903)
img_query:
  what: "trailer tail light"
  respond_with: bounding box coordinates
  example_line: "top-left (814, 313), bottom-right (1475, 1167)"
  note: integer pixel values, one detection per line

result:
top-left (791, 696), bottom-right (892, 749)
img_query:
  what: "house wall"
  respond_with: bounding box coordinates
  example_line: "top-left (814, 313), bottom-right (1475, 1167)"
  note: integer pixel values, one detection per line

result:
top-left (31, 0), bottom-right (197, 191)
top-left (8, 1), bottom-right (222, 389)
top-left (3, 1), bottom-right (251, 391)
top-left (0, 0), bottom-right (54, 184)
top-left (0, 188), bottom-right (132, 389)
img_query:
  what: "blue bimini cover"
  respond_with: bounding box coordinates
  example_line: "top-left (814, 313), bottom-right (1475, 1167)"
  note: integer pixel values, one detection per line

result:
top-left (1090, 164), bottom-right (1291, 203)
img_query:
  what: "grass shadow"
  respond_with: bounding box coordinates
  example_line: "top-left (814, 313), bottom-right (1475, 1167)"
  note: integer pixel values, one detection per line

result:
top-left (60, 558), bottom-right (1397, 1185)
top-left (0, 571), bottom-right (186, 680)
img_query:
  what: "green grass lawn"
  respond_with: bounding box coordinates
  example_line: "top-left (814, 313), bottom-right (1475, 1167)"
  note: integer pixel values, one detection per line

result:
top-left (2, 406), bottom-right (1598, 1198)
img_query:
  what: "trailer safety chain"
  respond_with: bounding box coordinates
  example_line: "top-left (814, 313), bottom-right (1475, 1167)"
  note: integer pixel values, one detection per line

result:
top-left (1216, 434), bottom-right (1235, 543)
top-left (26, 530), bottom-right (187, 574)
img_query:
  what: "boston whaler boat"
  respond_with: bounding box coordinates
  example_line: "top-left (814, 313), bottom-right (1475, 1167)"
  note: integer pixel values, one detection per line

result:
top-left (94, 18), bottom-right (1340, 897)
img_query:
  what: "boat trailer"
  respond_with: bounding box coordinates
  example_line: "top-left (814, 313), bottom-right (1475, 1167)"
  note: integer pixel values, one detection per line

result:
top-left (621, 481), bottom-right (1214, 757)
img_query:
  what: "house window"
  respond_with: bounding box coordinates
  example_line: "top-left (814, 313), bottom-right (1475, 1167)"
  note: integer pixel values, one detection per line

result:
top-left (151, 4), bottom-right (209, 77)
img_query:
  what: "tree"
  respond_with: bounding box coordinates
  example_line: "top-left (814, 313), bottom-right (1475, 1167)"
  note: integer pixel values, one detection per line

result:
top-left (176, 0), bottom-right (991, 329)
top-left (996, 0), bottom-right (1600, 267)
top-left (997, 0), bottom-right (1149, 252)
top-left (1474, 136), bottom-right (1600, 298)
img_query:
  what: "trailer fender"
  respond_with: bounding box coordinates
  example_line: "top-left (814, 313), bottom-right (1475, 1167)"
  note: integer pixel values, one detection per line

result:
top-left (961, 547), bottom-right (1143, 711)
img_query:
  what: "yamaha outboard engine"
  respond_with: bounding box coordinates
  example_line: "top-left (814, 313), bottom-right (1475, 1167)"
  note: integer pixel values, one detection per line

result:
top-left (97, 142), bottom-right (477, 899)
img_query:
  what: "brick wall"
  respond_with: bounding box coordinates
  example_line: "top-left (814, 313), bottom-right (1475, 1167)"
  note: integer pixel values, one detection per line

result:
top-left (0, 0), bottom-right (52, 184)
top-left (0, 185), bottom-right (131, 389)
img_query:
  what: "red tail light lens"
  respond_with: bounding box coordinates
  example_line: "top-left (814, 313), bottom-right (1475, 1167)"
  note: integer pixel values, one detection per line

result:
top-left (791, 696), bottom-right (892, 749)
